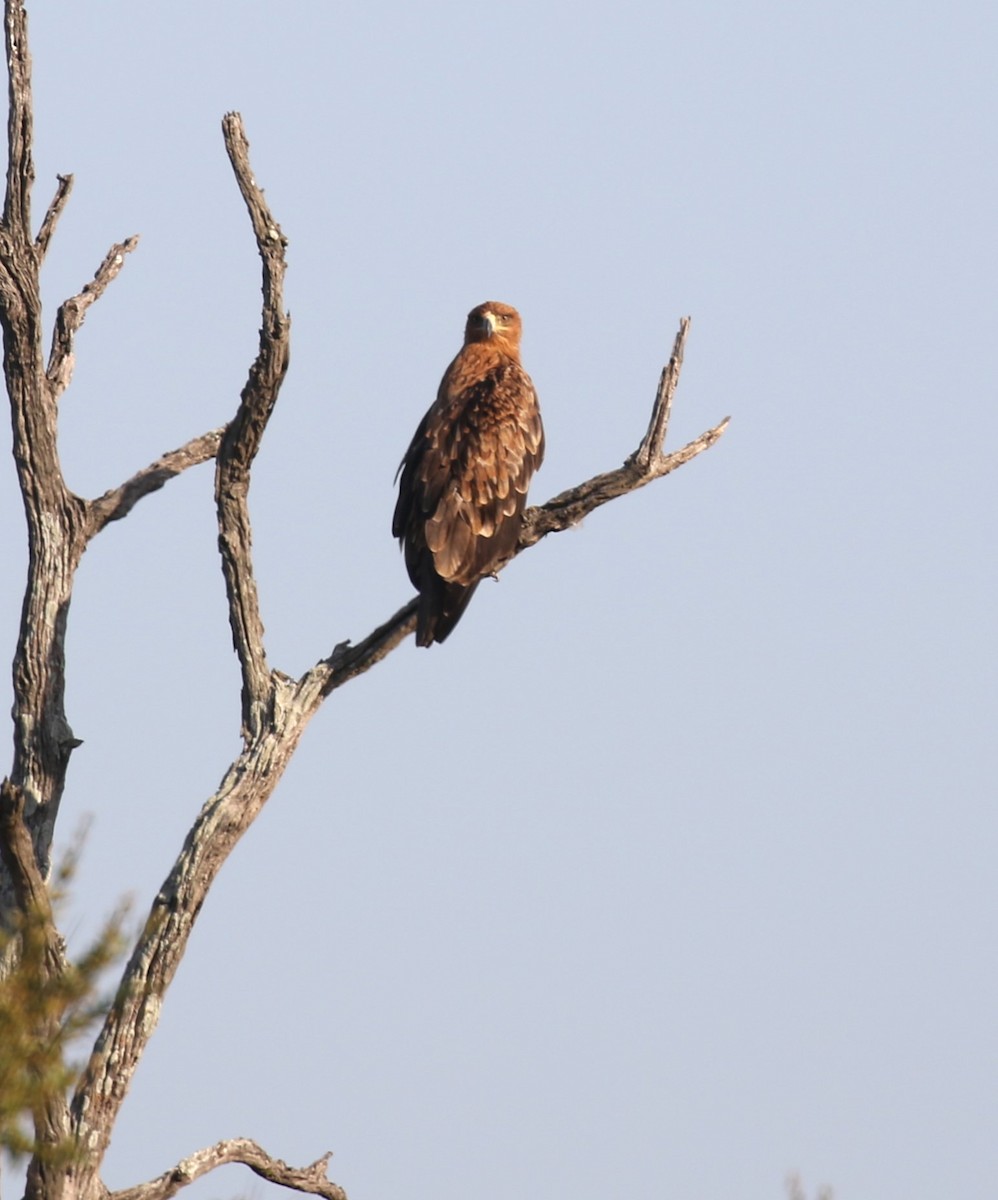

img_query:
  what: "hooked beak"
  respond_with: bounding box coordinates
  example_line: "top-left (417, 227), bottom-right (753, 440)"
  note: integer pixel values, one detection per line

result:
top-left (471, 310), bottom-right (496, 338)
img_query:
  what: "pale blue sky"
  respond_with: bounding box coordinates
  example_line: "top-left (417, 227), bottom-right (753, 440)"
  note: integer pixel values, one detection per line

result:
top-left (2, 2), bottom-right (996, 1198)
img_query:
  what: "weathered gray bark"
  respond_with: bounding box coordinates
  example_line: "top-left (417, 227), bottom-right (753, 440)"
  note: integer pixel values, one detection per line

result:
top-left (0, 4), bottom-right (728, 1199)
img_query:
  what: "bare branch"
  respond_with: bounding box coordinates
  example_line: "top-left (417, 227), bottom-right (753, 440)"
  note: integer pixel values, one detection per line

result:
top-left (86, 427), bottom-right (225, 534)
top-left (35, 172), bottom-right (72, 258)
top-left (520, 417), bottom-right (730, 548)
top-left (47, 235), bottom-right (139, 400)
top-left (110, 1139), bottom-right (347, 1200)
top-left (3, 0), bottom-right (34, 244)
top-left (215, 111), bottom-right (290, 740)
top-left (632, 315), bottom-right (688, 470)
top-left (313, 599), bottom-right (419, 699)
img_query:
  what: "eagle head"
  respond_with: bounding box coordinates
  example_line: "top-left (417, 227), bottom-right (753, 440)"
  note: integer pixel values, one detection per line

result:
top-left (464, 301), bottom-right (523, 354)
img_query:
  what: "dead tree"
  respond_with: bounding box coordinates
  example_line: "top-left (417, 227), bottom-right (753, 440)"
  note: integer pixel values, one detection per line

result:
top-left (0, 4), bottom-right (728, 1199)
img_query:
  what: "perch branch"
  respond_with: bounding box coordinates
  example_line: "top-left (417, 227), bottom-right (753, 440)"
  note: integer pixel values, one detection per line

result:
top-left (110, 1139), bottom-right (347, 1200)
top-left (86, 427), bottom-right (225, 533)
top-left (35, 172), bottom-right (72, 258)
top-left (47, 234), bottom-right (139, 400)
top-left (215, 111), bottom-right (290, 739)
top-left (313, 599), bottom-right (418, 699)
top-left (521, 317), bottom-right (729, 545)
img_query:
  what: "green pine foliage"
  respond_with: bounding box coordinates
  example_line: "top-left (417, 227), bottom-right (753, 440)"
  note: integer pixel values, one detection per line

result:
top-left (0, 843), bottom-right (129, 1162)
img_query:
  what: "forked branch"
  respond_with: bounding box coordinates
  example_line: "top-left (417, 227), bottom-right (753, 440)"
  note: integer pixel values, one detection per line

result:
top-left (521, 318), bottom-right (729, 546)
top-left (0, 11), bottom-right (255, 1191)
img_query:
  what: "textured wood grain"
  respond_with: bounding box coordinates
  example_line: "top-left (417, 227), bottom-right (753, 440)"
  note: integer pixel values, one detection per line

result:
top-left (215, 111), bottom-right (290, 738)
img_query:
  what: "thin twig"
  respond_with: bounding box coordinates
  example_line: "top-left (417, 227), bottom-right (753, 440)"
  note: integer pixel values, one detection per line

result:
top-left (35, 172), bottom-right (72, 258)
top-left (87, 427), bottom-right (225, 533)
top-left (47, 235), bottom-right (139, 400)
top-left (631, 315), bottom-right (689, 470)
top-left (215, 111), bottom-right (290, 739)
top-left (110, 1139), bottom-right (347, 1200)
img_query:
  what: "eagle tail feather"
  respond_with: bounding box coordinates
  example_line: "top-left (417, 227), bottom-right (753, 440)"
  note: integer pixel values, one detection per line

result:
top-left (417, 577), bottom-right (481, 646)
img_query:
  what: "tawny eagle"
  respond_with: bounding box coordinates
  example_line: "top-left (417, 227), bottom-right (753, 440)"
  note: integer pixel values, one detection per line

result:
top-left (393, 301), bottom-right (545, 646)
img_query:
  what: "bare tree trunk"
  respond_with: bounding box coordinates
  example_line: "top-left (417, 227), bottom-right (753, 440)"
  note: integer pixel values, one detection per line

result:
top-left (0, 4), bottom-right (728, 1198)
